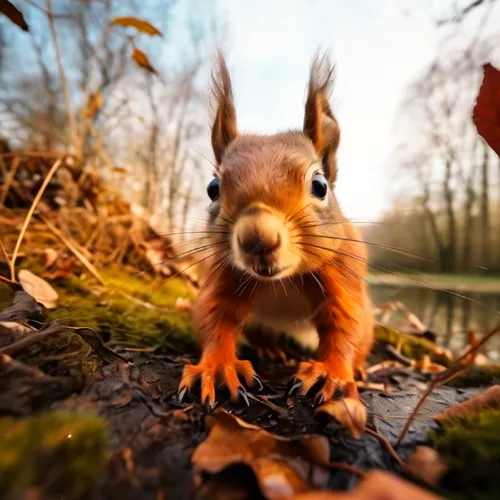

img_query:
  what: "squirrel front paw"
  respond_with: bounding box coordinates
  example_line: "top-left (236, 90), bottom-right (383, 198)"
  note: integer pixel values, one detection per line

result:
top-left (177, 357), bottom-right (261, 408)
top-left (288, 359), bottom-right (354, 405)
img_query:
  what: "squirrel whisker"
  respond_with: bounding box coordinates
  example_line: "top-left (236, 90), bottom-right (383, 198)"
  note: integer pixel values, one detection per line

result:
top-left (295, 234), bottom-right (435, 262)
top-left (299, 242), bottom-right (483, 307)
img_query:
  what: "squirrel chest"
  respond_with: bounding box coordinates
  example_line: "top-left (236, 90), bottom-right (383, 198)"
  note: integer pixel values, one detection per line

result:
top-left (245, 280), bottom-right (325, 346)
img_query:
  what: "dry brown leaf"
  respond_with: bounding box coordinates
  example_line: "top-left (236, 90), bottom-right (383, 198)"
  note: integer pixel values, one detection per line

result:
top-left (84, 91), bottom-right (103, 119)
top-left (1, 0), bottom-right (29, 32)
top-left (132, 48), bottom-right (159, 75)
top-left (43, 248), bottom-right (59, 268)
top-left (291, 470), bottom-right (442, 499)
top-left (435, 385), bottom-right (500, 423)
top-left (192, 409), bottom-right (333, 499)
top-left (110, 17), bottom-right (163, 37)
top-left (112, 166), bottom-right (127, 174)
top-left (315, 398), bottom-right (367, 439)
top-left (18, 269), bottom-right (58, 309)
top-left (405, 446), bottom-right (448, 487)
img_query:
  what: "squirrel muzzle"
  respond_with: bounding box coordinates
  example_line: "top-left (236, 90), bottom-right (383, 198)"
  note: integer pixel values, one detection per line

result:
top-left (232, 205), bottom-right (297, 279)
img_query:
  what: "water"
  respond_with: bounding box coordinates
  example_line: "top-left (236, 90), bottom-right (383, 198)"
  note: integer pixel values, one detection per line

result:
top-left (368, 285), bottom-right (500, 361)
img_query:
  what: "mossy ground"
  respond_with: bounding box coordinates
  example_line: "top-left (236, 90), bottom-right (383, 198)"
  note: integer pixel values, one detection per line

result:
top-left (373, 324), bottom-right (449, 364)
top-left (46, 267), bottom-right (200, 354)
top-left (0, 411), bottom-right (109, 499)
top-left (431, 409), bottom-right (500, 500)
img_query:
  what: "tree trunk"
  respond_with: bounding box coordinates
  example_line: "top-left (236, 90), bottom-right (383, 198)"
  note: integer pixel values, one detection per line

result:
top-left (480, 142), bottom-right (490, 271)
top-left (443, 158), bottom-right (456, 273)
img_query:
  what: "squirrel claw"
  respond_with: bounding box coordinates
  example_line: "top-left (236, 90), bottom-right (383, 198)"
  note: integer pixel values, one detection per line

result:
top-left (176, 386), bottom-right (188, 404)
top-left (237, 387), bottom-right (250, 407)
top-left (251, 374), bottom-right (264, 392)
top-left (289, 360), bottom-right (351, 403)
top-left (288, 380), bottom-right (303, 396)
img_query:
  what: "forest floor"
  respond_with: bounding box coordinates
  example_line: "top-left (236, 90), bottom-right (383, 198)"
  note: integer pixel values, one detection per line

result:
top-left (1, 268), bottom-right (500, 500)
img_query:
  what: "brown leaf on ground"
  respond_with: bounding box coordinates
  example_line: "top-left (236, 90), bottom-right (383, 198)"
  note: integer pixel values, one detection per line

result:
top-left (18, 269), bottom-right (58, 309)
top-left (291, 470), bottom-right (443, 499)
top-left (435, 385), bottom-right (500, 423)
top-left (405, 446), bottom-right (448, 487)
top-left (132, 48), bottom-right (159, 76)
top-left (0, 0), bottom-right (30, 32)
top-left (43, 248), bottom-right (59, 268)
top-left (192, 409), bottom-right (334, 498)
top-left (473, 63), bottom-right (500, 157)
top-left (110, 17), bottom-right (163, 37)
top-left (315, 398), bottom-right (367, 439)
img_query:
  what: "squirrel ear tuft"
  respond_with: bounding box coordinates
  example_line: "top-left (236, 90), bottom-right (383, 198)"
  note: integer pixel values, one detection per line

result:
top-left (211, 52), bottom-right (238, 164)
top-left (303, 51), bottom-right (340, 181)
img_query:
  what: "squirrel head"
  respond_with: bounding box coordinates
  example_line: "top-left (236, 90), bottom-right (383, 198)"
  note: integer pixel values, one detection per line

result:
top-left (206, 51), bottom-right (346, 281)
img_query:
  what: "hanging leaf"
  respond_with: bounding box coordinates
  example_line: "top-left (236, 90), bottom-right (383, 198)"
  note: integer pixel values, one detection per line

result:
top-left (110, 17), bottom-right (163, 37)
top-left (0, 0), bottom-right (30, 32)
top-left (473, 63), bottom-right (500, 158)
top-left (132, 48), bottom-right (159, 76)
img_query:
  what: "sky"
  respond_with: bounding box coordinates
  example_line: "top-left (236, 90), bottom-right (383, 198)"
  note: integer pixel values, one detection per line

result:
top-left (194, 0), bottom-right (500, 221)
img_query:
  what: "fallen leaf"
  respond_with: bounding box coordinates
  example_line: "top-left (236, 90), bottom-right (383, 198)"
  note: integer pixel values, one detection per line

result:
top-left (43, 248), bottom-right (59, 268)
top-left (405, 446), bottom-right (448, 486)
top-left (315, 398), bottom-right (367, 439)
top-left (17, 270), bottom-right (59, 309)
top-left (110, 17), bottom-right (163, 37)
top-left (132, 48), bottom-right (159, 76)
top-left (112, 166), bottom-right (127, 174)
top-left (435, 385), bottom-right (500, 423)
top-left (0, 0), bottom-right (29, 32)
top-left (192, 409), bottom-right (334, 498)
top-left (473, 63), bottom-right (500, 157)
top-left (291, 470), bottom-right (442, 499)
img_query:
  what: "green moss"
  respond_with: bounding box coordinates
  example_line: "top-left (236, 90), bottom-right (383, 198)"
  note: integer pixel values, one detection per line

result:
top-left (47, 268), bottom-right (199, 355)
top-left (446, 366), bottom-right (500, 388)
top-left (430, 409), bottom-right (500, 500)
top-left (374, 324), bottom-right (449, 364)
top-left (0, 411), bottom-right (109, 499)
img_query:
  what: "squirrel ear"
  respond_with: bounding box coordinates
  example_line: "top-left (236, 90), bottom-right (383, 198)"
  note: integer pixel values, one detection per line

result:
top-left (211, 52), bottom-right (238, 164)
top-left (303, 52), bottom-right (340, 181)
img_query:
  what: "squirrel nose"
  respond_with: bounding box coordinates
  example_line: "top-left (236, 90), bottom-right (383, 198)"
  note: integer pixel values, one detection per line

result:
top-left (238, 230), bottom-right (281, 255)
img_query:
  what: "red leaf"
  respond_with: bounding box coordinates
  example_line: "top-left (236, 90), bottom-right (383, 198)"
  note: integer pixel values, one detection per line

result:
top-left (473, 63), bottom-right (500, 157)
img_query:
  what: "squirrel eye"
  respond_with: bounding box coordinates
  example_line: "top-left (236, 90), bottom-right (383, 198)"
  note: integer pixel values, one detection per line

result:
top-left (311, 173), bottom-right (328, 199)
top-left (207, 177), bottom-right (220, 201)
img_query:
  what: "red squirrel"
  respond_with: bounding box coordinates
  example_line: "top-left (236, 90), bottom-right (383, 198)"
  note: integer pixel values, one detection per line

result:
top-left (177, 52), bottom-right (374, 407)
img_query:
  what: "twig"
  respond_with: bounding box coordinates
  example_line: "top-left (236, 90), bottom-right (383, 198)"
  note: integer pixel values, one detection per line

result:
top-left (365, 427), bottom-right (404, 468)
top-left (46, 0), bottom-right (79, 153)
top-left (0, 240), bottom-right (12, 267)
top-left (0, 156), bottom-right (21, 208)
top-left (395, 321), bottom-right (500, 447)
top-left (9, 158), bottom-right (63, 280)
top-left (0, 323), bottom-right (66, 356)
top-left (39, 214), bottom-right (107, 286)
top-left (323, 461), bottom-right (366, 478)
top-left (246, 393), bottom-right (289, 418)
